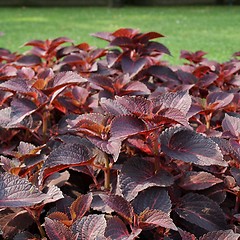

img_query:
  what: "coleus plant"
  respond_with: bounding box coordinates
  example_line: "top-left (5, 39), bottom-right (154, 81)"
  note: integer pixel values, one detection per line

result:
top-left (0, 28), bottom-right (240, 240)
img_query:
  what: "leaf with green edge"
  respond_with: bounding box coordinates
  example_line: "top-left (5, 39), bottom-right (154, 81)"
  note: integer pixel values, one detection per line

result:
top-left (160, 126), bottom-right (227, 167)
top-left (110, 115), bottom-right (147, 140)
top-left (175, 193), bottom-right (227, 231)
top-left (199, 229), bottom-right (240, 240)
top-left (70, 193), bottom-right (93, 221)
top-left (0, 172), bottom-right (62, 208)
top-left (178, 171), bottom-right (223, 190)
top-left (101, 194), bottom-right (134, 223)
top-left (132, 187), bottom-right (172, 215)
top-left (139, 209), bottom-right (177, 231)
top-left (105, 217), bottom-right (141, 240)
top-left (72, 214), bottom-right (106, 240)
top-left (45, 218), bottom-right (77, 240)
top-left (120, 157), bottom-right (174, 201)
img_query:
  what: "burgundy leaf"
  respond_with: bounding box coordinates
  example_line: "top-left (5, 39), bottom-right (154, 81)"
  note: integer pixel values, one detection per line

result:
top-left (178, 171), bottom-right (223, 190)
top-left (132, 187), bottom-right (172, 215)
top-left (72, 214), bottom-right (106, 240)
top-left (222, 114), bottom-right (240, 139)
top-left (49, 71), bottom-right (87, 88)
top-left (120, 157), bottom-right (174, 201)
top-left (40, 138), bottom-right (99, 182)
top-left (105, 217), bottom-right (141, 240)
top-left (9, 98), bottom-right (37, 126)
top-left (121, 56), bottom-right (146, 77)
top-left (101, 194), bottom-right (134, 223)
top-left (139, 209), bottom-right (177, 231)
top-left (230, 167), bottom-right (240, 186)
top-left (135, 31), bottom-right (164, 42)
top-left (15, 54), bottom-right (42, 66)
top-left (152, 90), bottom-right (192, 116)
top-left (70, 193), bottom-right (93, 220)
top-left (110, 115), bottom-right (147, 140)
top-left (148, 65), bottom-right (179, 83)
top-left (178, 228), bottom-right (197, 240)
top-left (110, 37), bottom-right (134, 48)
top-left (113, 28), bottom-right (139, 38)
top-left (206, 92), bottom-right (234, 110)
top-left (0, 172), bottom-right (57, 207)
top-left (199, 229), bottom-right (240, 240)
top-left (0, 78), bottom-right (33, 94)
top-left (45, 218), bottom-right (77, 240)
top-left (175, 193), bottom-right (227, 231)
top-left (146, 42), bottom-right (171, 55)
top-left (160, 126), bottom-right (227, 167)
top-left (13, 231), bottom-right (38, 240)
top-left (123, 81), bottom-right (150, 95)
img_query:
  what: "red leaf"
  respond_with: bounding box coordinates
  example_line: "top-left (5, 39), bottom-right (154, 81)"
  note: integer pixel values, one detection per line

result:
top-left (160, 126), bottom-right (227, 167)
top-left (105, 217), bottom-right (141, 240)
top-left (139, 209), bottom-right (177, 231)
top-left (132, 187), bottom-right (172, 215)
top-left (175, 193), bottom-right (227, 231)
top-left (45, 218), bottom-right (77, 240)
top-left (101, 194), bottom-right (134, 223)
top-left (72, 214), bottom-right (106, 240)
top-left (15, 55), bottom-right (42, 66)
top-left (199, 229), bottom-right (240, 240)
top-left (179, 171), bottom-right (223, 190)
top-left (70, 193), bottom-right (93, 220)
top-left (110, 115), bottom-right (147, 140)
top-left (120, 157), bottom-right (173, 201)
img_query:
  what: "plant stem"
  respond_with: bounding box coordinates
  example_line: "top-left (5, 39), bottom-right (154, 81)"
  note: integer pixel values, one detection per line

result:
top-left (104, 156), bottom-right (110, 190)
top-left (42, 111), bottom-right (48, 142)
top-left (36, 218), bottom-right (46, 238)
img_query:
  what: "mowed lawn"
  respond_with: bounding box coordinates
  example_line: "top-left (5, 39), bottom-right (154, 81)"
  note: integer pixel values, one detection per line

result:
top-left (0, 6), bottom-right (239, 64)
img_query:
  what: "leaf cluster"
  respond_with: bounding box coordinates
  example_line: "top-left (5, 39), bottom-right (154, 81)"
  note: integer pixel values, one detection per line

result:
top-left (0, 28), bottom-right (240, 239)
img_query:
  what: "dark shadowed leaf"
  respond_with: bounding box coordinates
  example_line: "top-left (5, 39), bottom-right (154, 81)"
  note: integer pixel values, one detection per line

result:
top-left (110, 115), bottom-right (147, 140)
top-left (105, 217), bottom-right (141, 240)
top-left (15, 55), bottom-right (42, 66)
top-left (178, 228), bottom-right (197, 240)
top-left (70, 193), bottom-right (93, 220)
top-left (146, 42), bottom-right (171, 55)
top-left (199, 229), bottom-right (240, 240)
top-left (121, 56), bottom-right (146, 77)
top-left (110, 37), bottom-right (133, 48)
top-left (72, 214), bottom-right (106, 240)
top-left (13, 231), bottom-right (38, 240)
top-left (175, 193), bottom-right (227, 231)
top-left (160, 126), bottom-right (227, 166)
top-left (230, 167), bottom-right (240, 186)
top-left (222, 114), bottom-right (240, 139)
top-left (148, 65), bottom-right (179, 83)
top-left (139, 209), bottom-right (177, 231)
top-left (178, 171), bottom-right (222, 190)
top-left (45, 218), bottom-right (77, 240)
top-left (120, 157), bottom-right (174, 201)
top-left (101, 194), bottom-right (134, 223)
top-left (0, 173), bottom-right (60, 207)
top-left (132, 187), bottom-right (172, 215)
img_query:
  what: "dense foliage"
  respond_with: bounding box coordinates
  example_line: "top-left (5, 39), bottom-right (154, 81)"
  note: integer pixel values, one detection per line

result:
top-left (0, 28), bottom-right (240, 240)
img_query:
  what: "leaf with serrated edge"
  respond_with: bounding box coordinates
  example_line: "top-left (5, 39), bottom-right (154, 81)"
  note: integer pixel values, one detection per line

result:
top-left (120, 158), bottom-right (173, 201)
top-left (175, 193), bottom-right (227, 231)
top-left (0, 173), bottom-right (59, 207)
top-left (139, 209), bottom-right (177, 231)
top-left (45, 218), bottom-right (77, 240)
top-left (101, 194), bottom-right (133, 223)
top-left (179, 171), bottom-right (223, 190)
top-left (199, 229), bottom-right (240, 240)
top-left (178, 228), bottom-right (197, 240)
top-left (70, 193), bottom-right (93, 220)
top-left (132, 187), bottom-right (172, 215)
top-left (72, 214), bottom-right (106, 240)
top-left (160, 126), bottom-right (227, 167)
top-left (105, 217), bottom-right (141, 240)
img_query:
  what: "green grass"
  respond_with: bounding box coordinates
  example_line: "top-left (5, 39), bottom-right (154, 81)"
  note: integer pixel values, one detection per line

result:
top-left (0, 6), bottom-right (240, 64)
